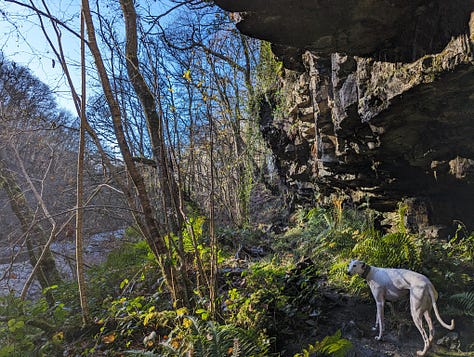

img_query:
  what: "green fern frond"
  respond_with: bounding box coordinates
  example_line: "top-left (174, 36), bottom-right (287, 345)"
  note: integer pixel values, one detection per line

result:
top-left (352, 231), bottom-right (421, 270)
top-left (231, 337), bottom-right (241, 357)
top-left (381, 232), bottom-right (421, 269)
top-left (181, 216), bottom-right (206, 254)
top-left (397, 202), bottom-right (409, 234)
top-left (218, 324), bottom-right (266, 356)
top-left (446, 291), bottom-right (474, 317)
top-left (320, 333), bottom-right (353, 357)
top-left (294, 330), bottom-right (353, 357)
top-left (165, 316), bottom-right (267, 357)
top-left (351, 233), bottom-right (382, 262)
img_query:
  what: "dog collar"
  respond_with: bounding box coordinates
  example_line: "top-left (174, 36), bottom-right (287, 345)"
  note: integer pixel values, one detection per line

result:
top-left (361, 264), bottom-right (371, 279)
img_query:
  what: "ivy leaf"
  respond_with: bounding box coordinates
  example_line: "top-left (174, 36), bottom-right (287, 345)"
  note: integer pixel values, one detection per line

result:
top-left (120, 278), bottom-right (129, 289)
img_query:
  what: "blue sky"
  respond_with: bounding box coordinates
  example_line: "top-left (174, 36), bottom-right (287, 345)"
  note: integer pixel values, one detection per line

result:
top-left (1, 1), bottom-right (82, 113)
top-left (1, 1), bottom-right (201, 115)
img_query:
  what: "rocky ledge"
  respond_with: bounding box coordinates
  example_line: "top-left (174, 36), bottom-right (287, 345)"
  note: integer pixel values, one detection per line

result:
top-left (215, 0), bottom-right (474, 234)
top-left (215, 0), bottom-right (473, 63)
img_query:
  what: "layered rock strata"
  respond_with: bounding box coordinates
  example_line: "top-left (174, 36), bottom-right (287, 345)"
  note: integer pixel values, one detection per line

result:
top-left (215, 0), bottom-right (474, 234)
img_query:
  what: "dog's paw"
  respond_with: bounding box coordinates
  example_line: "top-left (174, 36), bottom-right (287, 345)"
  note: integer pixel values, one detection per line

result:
top-left (375, 336), bottom-right (383, 341)
top-left (371, 326), bottom-right (377, 331)
top-left (416, 346), bottom-right (429, 356)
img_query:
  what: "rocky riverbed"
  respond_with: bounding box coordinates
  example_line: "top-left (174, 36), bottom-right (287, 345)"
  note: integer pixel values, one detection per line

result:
top-left (0, 230), bottom-right (124, 298)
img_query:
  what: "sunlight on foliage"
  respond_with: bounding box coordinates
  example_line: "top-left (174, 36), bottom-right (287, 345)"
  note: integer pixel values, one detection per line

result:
top-left (159, 315), bottom-right (269, 356)
top-left (293, 330), bottom-right (353, 357)
top-left (352, 231), bottom-right (422, 270)
top-left (1, 201), bottom-right (473, 355)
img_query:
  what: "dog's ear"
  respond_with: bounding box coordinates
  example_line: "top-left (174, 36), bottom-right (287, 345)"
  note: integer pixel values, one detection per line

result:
top-left (361, 262), bottom-right (366, 268)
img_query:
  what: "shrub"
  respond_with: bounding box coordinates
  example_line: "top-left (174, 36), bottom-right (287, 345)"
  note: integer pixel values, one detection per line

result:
top-left (224, 258), bottom-right (290, 331)
top-left (0, 289), bottom-right (69, 356)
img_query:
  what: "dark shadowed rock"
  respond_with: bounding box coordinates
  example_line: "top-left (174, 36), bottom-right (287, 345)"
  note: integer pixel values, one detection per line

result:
top-left (215, 0), bottom-right (473, 62)
top-left (215, 0), bottom-right (474, 233)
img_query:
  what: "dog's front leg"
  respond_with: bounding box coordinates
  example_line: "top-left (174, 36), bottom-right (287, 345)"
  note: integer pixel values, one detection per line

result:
top-left (374, 300), bottom-right (385, 340)
top-left (372, 315), bottom-right (378, 331)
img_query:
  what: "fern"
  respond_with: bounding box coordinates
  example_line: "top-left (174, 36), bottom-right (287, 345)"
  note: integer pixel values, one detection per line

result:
top-left (181, 216), bottom-right (206, 254)
top-left (446, 291), bottom-right (474, 317)
top-left (351, 202), bottom-right (419, 268)
top-left (352, 231), bottom-right (421, 270)
top-left (294, 330), bottom-right (353, 357)
top-left (380, 232), bottom-right (421, 269)
top-left (231, 337), bottom-right (241, 357)
top-left (160, 316), bottom-right (268, 356)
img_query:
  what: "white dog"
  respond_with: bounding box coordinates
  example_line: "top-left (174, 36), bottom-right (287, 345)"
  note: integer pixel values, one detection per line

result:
top-left (347, 259), bottom-right (455, 356)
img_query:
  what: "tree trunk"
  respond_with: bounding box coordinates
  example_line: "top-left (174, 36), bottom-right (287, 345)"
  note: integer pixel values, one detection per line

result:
top-left (75, 7), bottom-right (90, 325)
top-left (81, 0), bottom-right (180, 304)
top-left (0, 158), bottom-right (61, 304)
top-left (119, 0), bottom-right (192, 305)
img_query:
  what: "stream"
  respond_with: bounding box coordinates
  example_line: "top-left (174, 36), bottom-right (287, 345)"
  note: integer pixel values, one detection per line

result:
top-left (0, 229), bottom-right (124, 298)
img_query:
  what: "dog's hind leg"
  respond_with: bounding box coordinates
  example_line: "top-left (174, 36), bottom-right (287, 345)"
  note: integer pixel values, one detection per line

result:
top-left (413, 313), bottom-right (430, 355)
top-left (411, 303), bottom-right (430, 356)
top-left (410, 289), bottom-right (431, 356)
top-left (424, 310), bottom-right (434, 343)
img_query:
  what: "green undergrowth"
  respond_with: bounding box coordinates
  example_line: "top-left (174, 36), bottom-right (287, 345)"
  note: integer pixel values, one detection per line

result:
top-left (1, 203), bottom-right (473, 355)
top-left (277, 203), bottom-right (473, 298)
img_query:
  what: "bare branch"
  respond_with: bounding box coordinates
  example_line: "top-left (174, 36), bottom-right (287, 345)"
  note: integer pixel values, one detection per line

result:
top-left (5, 0), bottom-right (85, 43)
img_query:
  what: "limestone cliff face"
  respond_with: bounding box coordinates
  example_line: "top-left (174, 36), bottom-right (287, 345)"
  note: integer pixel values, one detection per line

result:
top-left (215, 0), bottom-right (474, 234)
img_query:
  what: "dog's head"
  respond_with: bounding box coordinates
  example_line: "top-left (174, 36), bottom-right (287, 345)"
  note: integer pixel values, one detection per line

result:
top-left (347, 259), bottom-right (367, 276)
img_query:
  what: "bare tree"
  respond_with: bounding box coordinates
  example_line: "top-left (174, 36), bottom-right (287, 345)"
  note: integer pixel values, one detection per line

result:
top-left (2, 0), bottom-right (264, 313)
top-left (0, 156), bottom-right (61, 304)
top-left (80, 0), bottom-right (187, 304)
top-left (158, 8), bottom-right (261, 227)
top-left (0, 56), bottom-right (64, 303)
top-left (74, 6), bottom-right (90, 324)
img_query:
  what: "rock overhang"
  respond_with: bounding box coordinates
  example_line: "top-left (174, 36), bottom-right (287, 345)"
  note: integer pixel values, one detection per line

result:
top-left (215, 0), bottom-right (474, 233)
top-left (215, 0), bottom-right (474, 62)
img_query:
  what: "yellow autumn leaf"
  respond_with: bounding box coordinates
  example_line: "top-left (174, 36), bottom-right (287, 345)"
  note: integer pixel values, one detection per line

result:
top-left (183, 69), bottom-right (191, 82)
top-left (52, 331), bottom-right (64, 343)
top-left (176, 307), bottom-right (188, 317)
top-left (182, 317), bottom-right (192, 328)
top-left (102, 332), bottom-right (116, 344)
top-left (143, 311), bottom-right (157, 326)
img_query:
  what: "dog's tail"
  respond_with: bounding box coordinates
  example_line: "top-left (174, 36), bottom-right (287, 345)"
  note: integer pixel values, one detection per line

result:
top-left (429, 284), bottom-right (455, 330)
